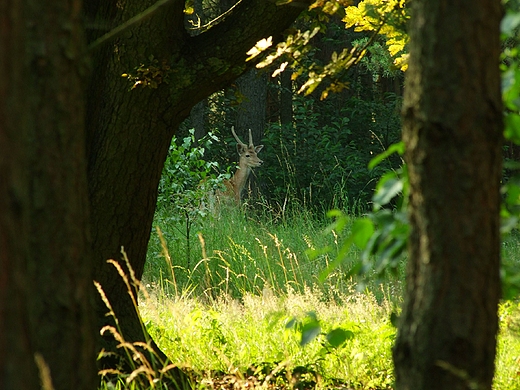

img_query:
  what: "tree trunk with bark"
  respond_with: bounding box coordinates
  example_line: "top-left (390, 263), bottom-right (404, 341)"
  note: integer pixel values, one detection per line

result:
top-left (280, 69), bottom-right (294, 130)
top-left (84, 0), bottom-right (306, 369)
top-left (235, 68), bottom-right (268, 199)
top-left (0, 0), bottom-right (96, 389)
top-left (191, 100), bottom-right (208, 141)
top-left (393, 1), bottom-right (503, 389)
top-left (236, 68), bottom-right (268, 141)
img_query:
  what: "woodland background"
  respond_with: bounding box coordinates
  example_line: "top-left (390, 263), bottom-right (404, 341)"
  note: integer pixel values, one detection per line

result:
top-left (1, 0), bottom-right (518, 389)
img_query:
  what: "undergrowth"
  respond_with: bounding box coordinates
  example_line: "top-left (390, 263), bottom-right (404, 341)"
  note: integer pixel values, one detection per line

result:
top-left (97, 202), bottom-right (520, 389)
top-left (140, 285), bottom-right (396, 389)
top-left (145, 201), bottom-right (400, 301)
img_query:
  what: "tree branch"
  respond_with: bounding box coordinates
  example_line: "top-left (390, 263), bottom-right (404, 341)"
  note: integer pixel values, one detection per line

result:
top-left (173, 0), bottom-right (310, 115)
top-left (88, 0), bottom-right (175, 52)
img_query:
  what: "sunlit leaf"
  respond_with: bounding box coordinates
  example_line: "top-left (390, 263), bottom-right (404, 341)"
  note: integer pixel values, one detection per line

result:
top-left (351, 218), bottom-right (374, 249)
top-left (326, 328), bottom-right (354, 348)
top-left (246, 37), bottom-right (273, 61)
top-left (368, 141), bottom-right (405, 170)
top-left (373, 173), bottom-right (403, 208)
top-left (301, 320), bottom-right (321, 346)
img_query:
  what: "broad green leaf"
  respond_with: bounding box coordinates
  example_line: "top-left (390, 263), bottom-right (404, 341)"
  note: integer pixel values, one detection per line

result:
top-left (373, 174), bottom-right (403, 208)
top-left (301, 321), bottom-right (321, 346)
top-left (326, 328), bottom-right (354, 348)
top-left (351, 218), bottom-right (374, 249)
top-left (305, 245), bottom-right (333, 261)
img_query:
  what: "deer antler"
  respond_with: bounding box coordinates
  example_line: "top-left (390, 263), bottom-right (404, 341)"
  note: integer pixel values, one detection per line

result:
top-left (231, 126), bottom-right (246, 147)
top-left (248, 129), bottom-right (253, 147)
top-left (231, 126), bottom-right (255, 148)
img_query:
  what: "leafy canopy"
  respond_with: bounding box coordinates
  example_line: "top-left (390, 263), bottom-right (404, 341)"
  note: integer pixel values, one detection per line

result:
top-left (248, 0), bottom-right (409, 99)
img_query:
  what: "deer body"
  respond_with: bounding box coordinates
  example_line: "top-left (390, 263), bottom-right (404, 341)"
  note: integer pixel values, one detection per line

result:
top-left (226, 127), bottom-right (263, 203)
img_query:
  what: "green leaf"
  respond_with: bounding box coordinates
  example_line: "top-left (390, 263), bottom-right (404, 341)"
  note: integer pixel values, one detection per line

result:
top-left (505, 113), bottom-right (520, 143)
top-left (318, 233), bottom-right (354, 282)
top-left (300, 321), bottom-right (321, 346)
top-left (351, 218), bottom-right (374, 249)
top-left (373, 173), bottom-right (403, 208)
top-left (501, 12), bottom-right (520, 35)
top-left (325, 209), bottom-right (349, 234)
top-left (368, 141), bottom-right (404, 170)
top-left (326, 328), bottom-right (354, 348)
top-left (305, 245), bottom-right (333, 261)
top-left (285, 317), bottom-right (297, 329)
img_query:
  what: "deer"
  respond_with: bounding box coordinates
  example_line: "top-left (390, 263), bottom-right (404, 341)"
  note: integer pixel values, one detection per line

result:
top-left (223, 126), bottom-right (264, 204)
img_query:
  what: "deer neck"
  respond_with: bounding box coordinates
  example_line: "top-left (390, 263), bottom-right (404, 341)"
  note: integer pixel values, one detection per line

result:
top-left (231, 163), bottom-right (252, 201)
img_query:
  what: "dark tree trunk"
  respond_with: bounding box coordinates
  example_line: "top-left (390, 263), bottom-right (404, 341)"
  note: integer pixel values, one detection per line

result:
top-left (280, 69), bottom-right (294, 130)
top-left (86, 1), bottom-right (182, 365)
top-left (235, 68), bottom-right (268, 198)
top-left (0, 0), bottom-right (96, 389)
top-left (236, 68), bottom-right (268, 141)
top-left (393, 1), bottom-right (503, 389)
top-left (84, 0), bottom-right (306, 368)
top-left (191, 100), bottom-right (207, 141)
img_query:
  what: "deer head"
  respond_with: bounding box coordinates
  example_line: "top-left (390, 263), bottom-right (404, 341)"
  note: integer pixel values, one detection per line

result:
top-left (229, 126), bottom-right (264, 203)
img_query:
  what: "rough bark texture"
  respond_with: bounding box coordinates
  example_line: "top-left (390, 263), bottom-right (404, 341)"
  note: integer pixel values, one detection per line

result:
top-left (191, 100), bottom-right (207, 141)
top-left (236, 68), bottom-right (268, 140)
top-left (0, 0), bottom-right (95, 389)
top-left (84, 0), bottom-right (307, 368)
top-left (280, 69), bottom-right (294, 130)
top-left (235, 68), bottom-right (268, 198)
top-left (393, 1), bottom-right (503, 389)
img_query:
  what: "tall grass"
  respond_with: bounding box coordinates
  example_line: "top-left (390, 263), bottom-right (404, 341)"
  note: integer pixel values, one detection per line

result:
top-left (145, 201), bottom-right (369, 300)
top-left (129, 200), bottom-right (520, 389)
top-left (139, 285), bottom-right (396, 389)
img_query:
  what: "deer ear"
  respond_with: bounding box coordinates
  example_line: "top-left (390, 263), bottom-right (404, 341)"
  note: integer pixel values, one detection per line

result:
top-left (236, 143), bottom-right (246, 154)
top-left (255, 145), bottom-right (264, 153)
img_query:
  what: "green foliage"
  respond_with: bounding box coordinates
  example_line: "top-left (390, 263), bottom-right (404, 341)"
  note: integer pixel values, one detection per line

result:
top-left (248, 0), bottom-right (407, 98)
top-left (173, 5), bottom-right (405, 215)
top-left (158, 129), bottom-right (228, 209)
top-left (140, 285), bottom-right (397, 389)
top-left (242, 1), bottom-right (406, 214)
top-left (353, 38), bottom-right (403, 79)
top-left (142, 174), bottom-right (520, 389)
top-left (286, 310), bottom-right (355, 352)
top-left (147, 202), bottom-right (352, 299)
top-left (258, 92), bottom-right (403, 214)
top-left (499, 4), bottom-right (520, 300)
top-left (311, 142), bottom-right (408, 288)
top-left (494, 300), bottom-right (520, 389)
top-left (502, 5), bottom-right (520, 141)
top-left (343, 0), bottom-right (409, 71)
top-left (312, 1), bottom-right (520, 296)
top-left (157, 129), bottom-right (230, 266)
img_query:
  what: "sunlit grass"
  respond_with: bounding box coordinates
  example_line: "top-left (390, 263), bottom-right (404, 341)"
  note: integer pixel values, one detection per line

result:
top-left (139, 285), bottom-right (396, 389)
top-left (145, 202), bottom-right (360, 299)
top-left (137, 285), bottom-right (520, 389)
top-left (129, 202), bottom-right (520, 389)
top-left (494, 301), bottom-right (520, 390)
